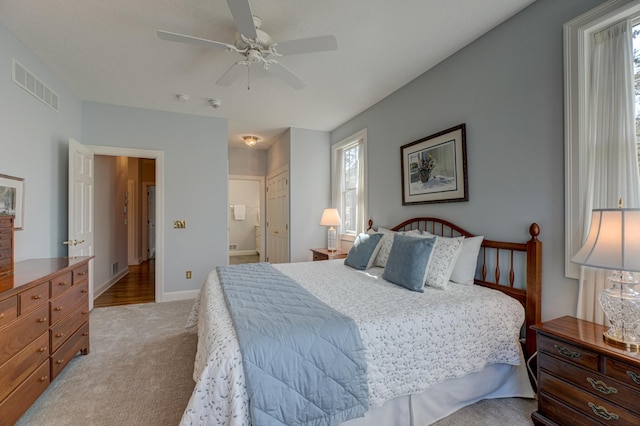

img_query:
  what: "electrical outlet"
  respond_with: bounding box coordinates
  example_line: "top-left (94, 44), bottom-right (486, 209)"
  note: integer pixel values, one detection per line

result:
top-left (186, 271), bottom-right (192, 279)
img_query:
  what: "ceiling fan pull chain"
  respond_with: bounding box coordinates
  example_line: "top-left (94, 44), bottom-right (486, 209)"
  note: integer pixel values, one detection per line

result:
top-left (247, 65), bottom-right (251, 90)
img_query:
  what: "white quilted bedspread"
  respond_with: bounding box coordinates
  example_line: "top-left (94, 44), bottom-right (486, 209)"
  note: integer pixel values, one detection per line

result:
top-left (180, 260), bottom-right (524, 426)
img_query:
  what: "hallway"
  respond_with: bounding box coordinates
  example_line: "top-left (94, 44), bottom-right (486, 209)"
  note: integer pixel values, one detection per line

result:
top-left (94, 260), bottom-right (155, 307)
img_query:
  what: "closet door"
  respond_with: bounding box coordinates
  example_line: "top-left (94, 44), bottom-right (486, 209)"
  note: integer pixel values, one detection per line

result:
top-left (266, 169), bottom-right (289, 263)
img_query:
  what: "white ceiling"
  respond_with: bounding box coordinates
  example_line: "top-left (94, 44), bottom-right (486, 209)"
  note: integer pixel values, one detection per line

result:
top-left (0, 0), bottom-right (535, 149)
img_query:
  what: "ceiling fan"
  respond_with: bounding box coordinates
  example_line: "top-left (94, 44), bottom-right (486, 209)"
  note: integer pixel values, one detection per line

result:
top-left (157, 0), bottom-right (338, 90)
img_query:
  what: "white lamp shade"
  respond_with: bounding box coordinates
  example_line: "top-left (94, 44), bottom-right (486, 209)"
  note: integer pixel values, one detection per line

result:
top-left (572, 208), bottom-right (640, 272)
top-left (319, 208), bottom-right (342, 227)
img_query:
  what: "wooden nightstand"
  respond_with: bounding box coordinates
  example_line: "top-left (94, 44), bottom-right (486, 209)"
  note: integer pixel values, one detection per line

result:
top-left (532, 316), bottom-right (640, 425)
top-left (310, 248), bottom-right (348, 261)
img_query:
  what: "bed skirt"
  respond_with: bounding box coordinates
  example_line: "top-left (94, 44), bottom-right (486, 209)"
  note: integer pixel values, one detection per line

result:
top-left (342, 351), bottom-right (534, 426)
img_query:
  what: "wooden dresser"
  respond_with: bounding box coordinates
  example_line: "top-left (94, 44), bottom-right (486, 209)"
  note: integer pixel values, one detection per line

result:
top-left (0, 257), bottom-right (92, 426)
top-left (0, 216), bottom-right (14, 277)
top-left (532, 316), bottom-right (640, 425)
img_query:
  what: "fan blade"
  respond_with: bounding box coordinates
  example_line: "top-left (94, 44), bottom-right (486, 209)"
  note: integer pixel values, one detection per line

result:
top-left (226, 0), bottom-right (258, 40)
top-left (274, 35), bottom-right (337, 56)
top-left (216, 62), bottom-right (247, 86)
top-left (267, 62), bottom-right (305, 90)
top-left (157, 30), bottom-right (234, 50)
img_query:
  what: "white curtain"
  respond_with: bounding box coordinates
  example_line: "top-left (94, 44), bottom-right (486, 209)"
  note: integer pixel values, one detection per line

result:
top-left (577, 19), bottom-right (640, 324)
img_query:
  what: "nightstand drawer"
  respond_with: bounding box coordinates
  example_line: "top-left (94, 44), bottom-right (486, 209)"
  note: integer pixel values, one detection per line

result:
top-left (540, 353), bottom-right (639, 414)
top-left (605, 357), bottom-right (640, 392)
top-left (537, 392), bottom-right (601, 426)
top-left (538, 334), bottom-right (599, 370)
top-left (540, 371), bottom-right (638, 425)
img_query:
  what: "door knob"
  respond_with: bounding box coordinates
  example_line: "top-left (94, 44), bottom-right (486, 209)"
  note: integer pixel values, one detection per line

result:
top-left (63, 239), bottom-right (85, 246)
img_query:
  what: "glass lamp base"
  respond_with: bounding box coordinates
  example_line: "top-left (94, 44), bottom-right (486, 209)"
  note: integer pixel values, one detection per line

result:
top-left (598, 271), bottom-right (640, 352)
top-left (327, 227), bottom-right (337, 252)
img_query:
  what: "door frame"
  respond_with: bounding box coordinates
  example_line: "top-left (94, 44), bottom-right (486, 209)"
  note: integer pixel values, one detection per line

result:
top-left (229, 175), bottom-right (265, 262)
top-left (88, 145), bottom-right (165, 303)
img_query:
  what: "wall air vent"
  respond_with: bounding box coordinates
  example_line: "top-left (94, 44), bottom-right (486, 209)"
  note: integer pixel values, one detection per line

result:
top-left (12, 59), bottom-right (59, 112)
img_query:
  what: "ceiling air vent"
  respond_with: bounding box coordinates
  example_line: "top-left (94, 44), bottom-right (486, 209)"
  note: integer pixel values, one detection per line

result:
top-left (12, 58), bottom-right (59, 112)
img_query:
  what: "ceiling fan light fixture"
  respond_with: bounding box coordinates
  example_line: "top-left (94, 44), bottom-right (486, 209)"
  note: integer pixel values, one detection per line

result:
top-left (243, 135), bottom-right (259, 147)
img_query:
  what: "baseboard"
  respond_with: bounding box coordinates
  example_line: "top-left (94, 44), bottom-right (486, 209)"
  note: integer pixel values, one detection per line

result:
top-left (93, 268), bottom-right (130, 299)
top-left (161, 289), bottom-right (199, 302)
top-left (229, 250), bottom-right (258, 256)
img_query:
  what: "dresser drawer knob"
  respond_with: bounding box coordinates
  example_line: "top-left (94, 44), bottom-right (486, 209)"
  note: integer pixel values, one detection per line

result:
top-left (55, 332), bottom-right (65, 338)
top-left (627, 370), bottom-right (640, 385)
top-left (587, 377), bottom-right (618, 395)
top-left (77, 271), bottom-right (86, 276)
top-left (0, 313), bottom-right (4, 319)
top-left (59, 281), bottom-right (68, 286)
top-left (32, 294), bottom-right (42, 300)
top-left (39, 375), bottom-right (48, 382)
top-left (554, 344), bottom-right (581, 359)
top-left (38, 346), bottom-right (47, 353)
top-left (56, 359), bottom-right (64, 365)
top-left (81, 289), bottom-right (88, 293)
top-left (82, 332), bottom-right (89, 336)
top-left (588, 402), bottom-right (619, 421)
top-left (82, 310), bottom-right (89, 315)
top-left (38, 317), bottom-right (47, 323)
top-left (54, 307), bottom-right (63, 312)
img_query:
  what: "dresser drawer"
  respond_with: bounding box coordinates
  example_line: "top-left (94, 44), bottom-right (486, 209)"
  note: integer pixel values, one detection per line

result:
top-left (540, 371), bottom-right (638, 425)
top-left (604, 357), bottom-right (640, 391)
top-left (0, 238), bottom-right (11, 250)
top-left (50, 301), bottom-right (89, 352)
top-left (0, 360), bottom-right (49, 426)
top-left (0, 296), bottom-right (17, 327)
top-left (50, 271), bottom-right (73, 298)
top-left (18, 281), bottom-right (49, 314)
top-left (540, 352), bottom-right (639, 415)
top-left (51, 322), bottom-right (89, 380)
top-left (50, 280), bottom-right (88, 325)
top-left (538, 334), bottom-right (599, 371)
top-left (0, 304), bottom-right (48, 366)
top-left (537, 392), bottom-right (601, 426)
top-left (0, 332), bottom-right (48, 402)
top-left (0, 248), bottom-right (11, 261)
top-left (0, 258), bottom-right (11, 276)
top-left (73, 263), bottom-right (89, 284)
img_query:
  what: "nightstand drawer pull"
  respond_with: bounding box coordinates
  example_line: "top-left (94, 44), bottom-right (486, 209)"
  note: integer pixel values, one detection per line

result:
top-left (588, 402), bottom-right (619, 421)
top-left (587, 377), bottom-right (618, 395)
top-left (626, 370), bottom-right (640, 385)
top-left (554, 344), bottom-right (581, 359)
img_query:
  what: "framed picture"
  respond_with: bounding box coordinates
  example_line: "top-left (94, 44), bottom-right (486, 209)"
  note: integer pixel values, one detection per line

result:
top-left (0, 174), bottom-right (25, 229)
top-left (401, 124), bottom-right (468, 205)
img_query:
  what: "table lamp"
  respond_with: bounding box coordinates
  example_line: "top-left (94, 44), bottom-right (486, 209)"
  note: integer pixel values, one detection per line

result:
top-left (572, 207), bottom-right (640, 351)
top-left (320, 208), bottom-right (342, 251)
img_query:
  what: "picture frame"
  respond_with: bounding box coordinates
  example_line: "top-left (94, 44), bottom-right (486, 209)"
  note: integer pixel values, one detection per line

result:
top-left (0, 174), bottom-right (25, 229)
top-left (400, 124), bottom-right (468, 205)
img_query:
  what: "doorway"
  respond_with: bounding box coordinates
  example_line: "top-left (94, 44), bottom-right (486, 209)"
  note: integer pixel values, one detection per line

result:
top-left (228, 175), bottom-right (265, 265)
top-left (93, 156), bottom-right (156, 307)
top-left (87, 145), bottom-right (165, 306)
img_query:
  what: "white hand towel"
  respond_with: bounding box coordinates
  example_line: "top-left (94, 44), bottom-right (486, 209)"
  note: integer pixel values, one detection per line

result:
top-left (234, 205), bottom-right (246, 220)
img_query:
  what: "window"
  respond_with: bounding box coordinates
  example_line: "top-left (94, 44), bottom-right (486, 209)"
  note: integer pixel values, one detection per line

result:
top-left (634, 22), bottom-right (640, 169)
top-left (564, 1), bottom-right (640, 279)
top-left (332, 129), bottom-right (367, 240)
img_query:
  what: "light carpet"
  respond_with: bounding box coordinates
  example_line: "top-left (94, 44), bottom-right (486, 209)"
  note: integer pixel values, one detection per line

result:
top-left (16, 299), bottom-right (536, 425)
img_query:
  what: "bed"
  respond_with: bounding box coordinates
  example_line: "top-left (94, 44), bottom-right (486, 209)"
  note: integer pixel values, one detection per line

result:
top-left (180, 217), bottom-right (542, 426)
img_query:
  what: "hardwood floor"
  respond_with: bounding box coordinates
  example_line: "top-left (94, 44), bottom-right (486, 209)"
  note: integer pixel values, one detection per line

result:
top-left (94, 260), bottom-right (155, 308)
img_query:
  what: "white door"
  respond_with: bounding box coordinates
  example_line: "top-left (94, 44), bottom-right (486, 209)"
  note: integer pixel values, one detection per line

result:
top-left (266, 169), bottom-right (289, 263)
top-left (148, 185), bottom-right (156, 259)
top-left (68, 139), bottom-right (95, 310)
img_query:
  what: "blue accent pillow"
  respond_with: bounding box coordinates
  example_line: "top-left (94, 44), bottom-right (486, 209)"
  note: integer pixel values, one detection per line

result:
top-left (344, 233), bottom-right (384, 270)
top-left (382, 234), bottom-right (436, 292)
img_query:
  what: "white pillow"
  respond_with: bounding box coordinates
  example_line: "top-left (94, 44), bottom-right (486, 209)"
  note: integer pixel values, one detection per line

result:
top-left (450, 236), bottom-right (484, 285)
top-left (424, 236), bottom-right (464, 290)
top-left (424, 232), bottom-right (483, 285)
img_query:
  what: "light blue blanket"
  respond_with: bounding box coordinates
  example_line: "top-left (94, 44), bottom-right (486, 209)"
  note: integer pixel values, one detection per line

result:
top-left (217, 263), bottom-right (369, 426)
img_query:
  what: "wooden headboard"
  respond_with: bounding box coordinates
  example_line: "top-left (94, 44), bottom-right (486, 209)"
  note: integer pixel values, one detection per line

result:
top-left (368, 217), bottom-right (542, 359)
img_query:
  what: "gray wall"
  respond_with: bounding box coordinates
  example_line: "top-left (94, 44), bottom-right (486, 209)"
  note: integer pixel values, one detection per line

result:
top-left (0, 23), bottom-right (82, 260)
top-left (289, 128), bottom-right (331, 262)
top-left (82, 102), bottom-right (228, 294)
top-left (331, 0), bottom-right (607, 321)
top-left (228, 147), bottom-right (268, 176)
